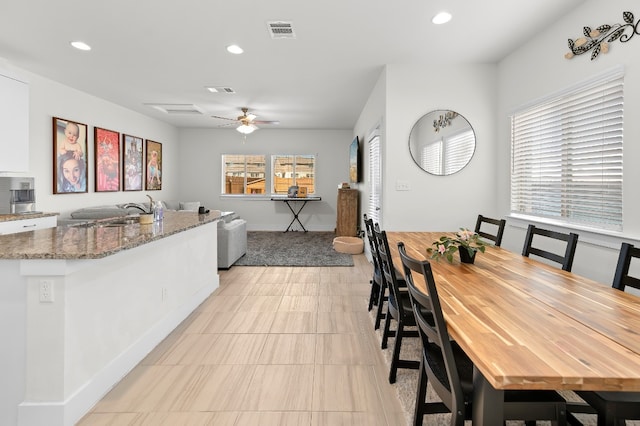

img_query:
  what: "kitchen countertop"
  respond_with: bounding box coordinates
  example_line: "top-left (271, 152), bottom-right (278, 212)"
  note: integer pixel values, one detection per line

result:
top-left (0, 212), bottom-right (59, 222)
top-left (0, 210), bottom-right (221, 260)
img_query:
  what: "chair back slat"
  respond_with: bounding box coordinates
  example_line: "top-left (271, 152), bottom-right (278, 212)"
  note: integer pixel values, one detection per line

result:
top-left (373, 226), bottom-right (406, 319)
top-left (613, 242), bottom-right (640, 291)
top-left (522, 224), bottom-right (579, 272)
top-left (474, 215), bottom-right (506, 247)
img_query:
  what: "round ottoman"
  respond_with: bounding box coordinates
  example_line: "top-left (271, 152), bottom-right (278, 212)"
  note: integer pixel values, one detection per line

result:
top-left (333, 236), bottom-right (364, 254)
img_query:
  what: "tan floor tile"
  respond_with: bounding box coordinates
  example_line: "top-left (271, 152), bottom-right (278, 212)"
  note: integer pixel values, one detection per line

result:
top-left (207, 311), bottom-right (276, 334)
top-left (316, 311), bottom-right (368, 334)
top-left (279, 295), bottom-right (319, 311)
top-left (178, 365), bottom-right (256, 412)
top-left (270, 311), bottom-right (317, 333)
top-left (258, 268), bottom-right (293, 283)
top-left (289, 268), bottom-right (322, 283)
top-left (188, 311), bottom-right (234, 334)
top-left (258, 334), bottom-right (316, 364)
top-left (236, 295), bottom-right (283, 311)
top-left (155, 333), bottom-right (219, 365)
top-left (79, 411), bottom-right (239, 426)
top-left (199, 333), bottom-right (267, 364)
top-left (76, 412), bottom-right (142, 426)
top-left (285, 281), bottom-right (320, 295)
top-left (214, 280), bottom-right (258, 296)
top-left (316, 333), bottom-right (375, 365)
top-left (235, 411), bottom-right (312, 426)
top-left (247, 282), bottom-right (288, 295)
top-left (317, 295), bottom-right (367, 312)
top-left (311, 412), bottom-right (388, 426)
top-left (312, 365), bottom-right (382, 412)
top-left (242, 364), bottom-right (314, 411)
top-left (195, 295), bottom-right (246, 312)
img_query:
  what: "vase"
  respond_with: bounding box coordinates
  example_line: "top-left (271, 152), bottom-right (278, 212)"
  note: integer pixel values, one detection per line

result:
top-left (458, 246), bottom-right (476, 264)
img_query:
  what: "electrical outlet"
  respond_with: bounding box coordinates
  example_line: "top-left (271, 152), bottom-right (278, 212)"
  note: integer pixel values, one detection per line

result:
top-left (39, 280), bottom-right (54, 303)
top-left (161, 287), bottom-right (168, 301)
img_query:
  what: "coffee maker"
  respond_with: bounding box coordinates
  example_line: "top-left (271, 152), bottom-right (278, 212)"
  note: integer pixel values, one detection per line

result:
top-left (0, 177), bottom-right (36, 214)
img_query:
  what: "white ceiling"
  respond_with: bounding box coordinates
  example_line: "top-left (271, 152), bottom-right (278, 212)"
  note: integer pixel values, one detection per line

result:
top-left (0, 0), bottom-right (584, 130)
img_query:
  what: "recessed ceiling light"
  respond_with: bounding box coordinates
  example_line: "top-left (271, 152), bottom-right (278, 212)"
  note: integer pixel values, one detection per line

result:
top-left (432, 11), bottom-right (452, 25)
top-left (226, 44), bottom-right (244, 54)
top-left (70, 41), bottom-right (91, 51)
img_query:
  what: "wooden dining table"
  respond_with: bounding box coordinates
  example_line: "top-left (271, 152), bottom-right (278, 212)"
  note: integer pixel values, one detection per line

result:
top-left (386, 232), bottom-right (640, 426)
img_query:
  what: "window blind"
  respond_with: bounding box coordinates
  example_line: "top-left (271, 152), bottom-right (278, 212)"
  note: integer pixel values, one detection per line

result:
top-left (444, 129), bottom-right (475, 175)
top-left (510, 70), bottom-right (624, 230)
top-left (368, 131), bottom-right (381, 224)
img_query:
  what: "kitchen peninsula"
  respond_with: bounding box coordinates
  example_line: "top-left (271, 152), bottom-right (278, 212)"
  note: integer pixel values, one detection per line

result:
top-left (0, 211), bottom-right (221, 426)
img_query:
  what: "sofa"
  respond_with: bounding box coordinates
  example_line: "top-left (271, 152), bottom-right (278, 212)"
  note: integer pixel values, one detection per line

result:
top-left (217, 212), bottom-right (247, 269)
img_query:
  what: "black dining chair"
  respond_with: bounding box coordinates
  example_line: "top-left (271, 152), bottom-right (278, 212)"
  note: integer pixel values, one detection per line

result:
top-left (397, 242), bottom-right (568, 426)
top-left (474, 214), bottom-right (507, 246)
top-left (373, 225), bottom-right (420, 383)
top-left (570, 242), bottom-right (640, 426)
top-left (522, 224), bottom-right (579, 272)
top-left (363, 214), bottom-right (382, 312)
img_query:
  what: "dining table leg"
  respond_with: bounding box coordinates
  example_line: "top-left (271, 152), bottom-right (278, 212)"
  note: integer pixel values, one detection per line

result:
top-left (473, 366), bottom-right (503, 426)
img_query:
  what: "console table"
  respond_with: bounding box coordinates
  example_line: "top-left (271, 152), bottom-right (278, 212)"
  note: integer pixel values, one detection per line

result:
top-left (271, 196), bottom-right (322, 232)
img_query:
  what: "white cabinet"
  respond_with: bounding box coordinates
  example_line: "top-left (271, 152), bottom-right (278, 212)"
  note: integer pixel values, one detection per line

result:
top-left (0, 216), bottom-right (56, 235)
top-left (0, 71), bottom-right (29, 172)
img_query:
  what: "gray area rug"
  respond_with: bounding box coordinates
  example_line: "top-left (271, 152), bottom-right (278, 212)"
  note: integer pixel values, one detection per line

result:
top-left (235, 231), bottom-right (354, 267)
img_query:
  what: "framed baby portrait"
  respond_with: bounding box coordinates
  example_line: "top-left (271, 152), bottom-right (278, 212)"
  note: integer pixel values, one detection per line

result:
top-left (123, 134), bottom-right (143, 191)
top-left (94, 127), bottom-right (121, 192)
top-left (53, 117), bottom-right (88, 194)
top-left (145, 140), bottom-right (162, 190)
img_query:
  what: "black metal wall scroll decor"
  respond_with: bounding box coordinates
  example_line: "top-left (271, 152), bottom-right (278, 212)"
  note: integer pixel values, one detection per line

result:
top-left (565, 11), bottom-right (639, 60)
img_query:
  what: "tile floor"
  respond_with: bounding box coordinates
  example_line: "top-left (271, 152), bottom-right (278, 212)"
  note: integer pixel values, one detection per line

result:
top-left (77, 255), bottom-right (407, 426)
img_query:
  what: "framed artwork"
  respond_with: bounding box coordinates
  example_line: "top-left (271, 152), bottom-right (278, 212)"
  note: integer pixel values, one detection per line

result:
top-left (145, 140), bottom-right (162, 190)
top-left (123, 134), bottom-right (143, 191)
top-left (94, 127), bottom-right (121, 192)
top-left (53, 117), bottom-right (88, 194)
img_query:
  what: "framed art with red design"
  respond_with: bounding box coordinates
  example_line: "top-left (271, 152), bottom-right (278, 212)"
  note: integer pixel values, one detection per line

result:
top-left (94, 127), bottom-right (121, 192)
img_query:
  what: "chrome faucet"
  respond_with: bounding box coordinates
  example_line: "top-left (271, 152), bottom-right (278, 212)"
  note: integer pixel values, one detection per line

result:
top-left (122, 203), bottom-right (150, 213)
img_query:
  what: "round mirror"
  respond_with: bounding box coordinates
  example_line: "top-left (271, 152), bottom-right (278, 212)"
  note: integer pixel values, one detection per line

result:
top-left (408, 109), bottom-right (476, 175)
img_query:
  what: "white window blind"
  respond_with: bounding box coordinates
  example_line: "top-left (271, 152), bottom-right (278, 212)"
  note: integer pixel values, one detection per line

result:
top-left (444, 129), bottom-right (475, 175)
top-left (368, 131), bottom-right (381, 225)
top-left (510, 69), bottom-right (624, 230)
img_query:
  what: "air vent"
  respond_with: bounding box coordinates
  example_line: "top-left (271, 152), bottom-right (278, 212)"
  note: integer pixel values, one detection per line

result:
top-left (144, 103), bottom-right (205, 115)
top-left (206, 86), bottom-right (236, 93)
top-left (267, 21), bottom-right (296, 39)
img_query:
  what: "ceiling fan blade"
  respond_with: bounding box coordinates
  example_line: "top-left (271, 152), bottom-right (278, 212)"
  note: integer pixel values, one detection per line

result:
top-left (253, 120), bottom-right (280, 125)
top-left (211, 115), bottom-right (238, 121)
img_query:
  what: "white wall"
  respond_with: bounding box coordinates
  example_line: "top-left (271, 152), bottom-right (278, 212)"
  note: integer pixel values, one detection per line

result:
top-left (0, 64), bottom-right (179, 217)
top-left (354, 63), bottom-right (499, 232)
top-left (497, 0), bottom-right (640, 284)
top-left (176, 128), bottom-right (353, 231)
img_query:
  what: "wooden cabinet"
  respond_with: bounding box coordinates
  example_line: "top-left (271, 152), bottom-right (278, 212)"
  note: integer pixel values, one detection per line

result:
top-left (336, 189), bottom-right (358, 236)
top-left (0, 70), bottom-right (29, 172)
top-left (0, 215), bottom-right (56, 235)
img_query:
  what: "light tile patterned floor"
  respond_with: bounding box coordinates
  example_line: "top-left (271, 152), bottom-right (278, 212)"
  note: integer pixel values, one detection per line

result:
top-left (77, 255), bottom-right (407, 426)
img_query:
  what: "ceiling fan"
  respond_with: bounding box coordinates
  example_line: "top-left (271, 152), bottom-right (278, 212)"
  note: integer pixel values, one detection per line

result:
top-left (211, 107), bottom-right (279, 134)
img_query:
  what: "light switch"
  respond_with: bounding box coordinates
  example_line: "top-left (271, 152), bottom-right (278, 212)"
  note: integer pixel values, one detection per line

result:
top-left (396, 180), bottom-right (411, 191)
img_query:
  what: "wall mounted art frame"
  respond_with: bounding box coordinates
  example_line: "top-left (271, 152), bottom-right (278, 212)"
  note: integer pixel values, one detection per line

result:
top-left (123, 134), bottom-right (143, 191)
top-left (53, 116), bottom-right (88, 194)
top-left (94, 127), bottom-right (121, 192)
top-left (349, 136), bottom-right (361, 183)
top-left (145, 139), bottom-right (162, 190)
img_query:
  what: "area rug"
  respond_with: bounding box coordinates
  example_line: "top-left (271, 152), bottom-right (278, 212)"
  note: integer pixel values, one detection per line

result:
top-left (234, 231), bottom-right (354, 267)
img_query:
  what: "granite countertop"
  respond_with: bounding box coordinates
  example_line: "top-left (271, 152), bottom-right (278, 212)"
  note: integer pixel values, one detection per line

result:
top-left (0, 212), bottom-right (59, 222)
top-left (0, 211), bottom-right (221, 260)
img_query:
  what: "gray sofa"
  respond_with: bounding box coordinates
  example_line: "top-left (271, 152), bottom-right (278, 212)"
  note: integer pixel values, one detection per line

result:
top-left (217, 212), bottom-right (247, 269)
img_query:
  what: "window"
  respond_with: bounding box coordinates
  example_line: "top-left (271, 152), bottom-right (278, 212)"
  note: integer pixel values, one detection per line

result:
top-left (368, 128), bottom-right (381, 224)
top-left (510, 68), bottom-right (624, 230)
top-left (222, 154), bottom-right (266, 194)
top-left (272, 155), bottom-right (315, 195)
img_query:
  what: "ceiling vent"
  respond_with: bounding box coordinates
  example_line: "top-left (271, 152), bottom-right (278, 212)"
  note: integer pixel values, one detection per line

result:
top-left (267, 21), bottom-right (296, 39)
top-left (206, 86), bottom-right (236, 93)
top-left (144, 103), bottom-right (205, 115)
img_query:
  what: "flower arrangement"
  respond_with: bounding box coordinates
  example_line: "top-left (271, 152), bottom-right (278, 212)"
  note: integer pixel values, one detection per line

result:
top-left (427, 228), bottom-right (487, 263)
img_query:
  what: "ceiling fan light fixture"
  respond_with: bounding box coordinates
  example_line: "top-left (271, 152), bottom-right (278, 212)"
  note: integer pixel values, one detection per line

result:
top-left (236, 123), bottom-right (257, 134)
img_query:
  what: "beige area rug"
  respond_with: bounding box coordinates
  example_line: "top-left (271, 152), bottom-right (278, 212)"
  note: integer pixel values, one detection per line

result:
top-left (367, 307), bottom-right (611, 426)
